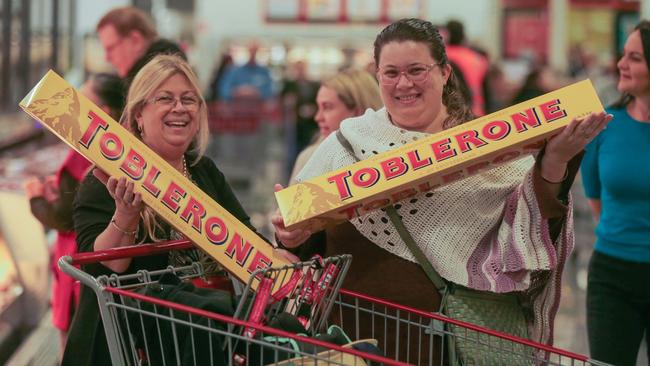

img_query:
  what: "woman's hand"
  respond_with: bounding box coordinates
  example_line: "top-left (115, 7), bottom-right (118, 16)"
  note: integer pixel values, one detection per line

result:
top-left (23, 177), bottom-right (44, 199)
top-left (271, 183), bottom-right (312, 248)
top-left (94, 169), bottom-right (142, 224)
top-left (42, 175), bottom-right (59, 202)
top-left (107, 176), bottom-right (143, 219)
top-left (541, 111), bottom-right (612, 182)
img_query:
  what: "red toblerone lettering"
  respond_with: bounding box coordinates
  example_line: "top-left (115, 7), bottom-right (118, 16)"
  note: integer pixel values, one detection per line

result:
top-left (180, 197), bottom-right (206, 234)
top-left (511, 108), bottom-right (541, 132)
top-left (99, 132), bottom-right (124, 160)
top-left (142, 166), bottom-right (162, 197)
top-left (380, 157), bottom-right (409, 180)
top-left (206, 216), bottom-right (228, 245)
top-left (120, 148), bottom-right (146, 180)
top-left (406, 150), bottom-right (432, 170)
top-left (431, 138), bottom-right (456, 161)
top-left (161, 181), bottom-right (186, 214)
top-left (482, 120), bottom-right (511, 140)
top-left (327, 171), bottom-right (353, 200)
top-left (225, 233), bottom-right (253, 266)
top-left (454, 130), bottom-right (487, 153)
top-left (247, 251), bottom-right (272, 274)
top-left (79, 111), bottom-right (108, 148)
top-left (540, 99), bottom-right (567, 122)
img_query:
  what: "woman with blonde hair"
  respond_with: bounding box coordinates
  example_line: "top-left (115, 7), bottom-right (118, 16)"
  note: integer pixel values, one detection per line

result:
top-left (289, 68), bottom-right (382, 182)
top-left (62, 54), bottom-right (262, 366)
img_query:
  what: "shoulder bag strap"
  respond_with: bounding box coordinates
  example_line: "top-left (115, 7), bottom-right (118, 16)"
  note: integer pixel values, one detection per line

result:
top-left (334, 130), bottom-right (447, 292)
top-left (335, 130), bottom-right (355, 157)
top-left (385, 206), bottom-right (447, 291)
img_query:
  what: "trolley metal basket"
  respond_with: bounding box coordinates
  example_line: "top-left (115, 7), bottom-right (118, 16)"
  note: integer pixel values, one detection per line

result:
top-left (60, 240), bottom-right (611, 366)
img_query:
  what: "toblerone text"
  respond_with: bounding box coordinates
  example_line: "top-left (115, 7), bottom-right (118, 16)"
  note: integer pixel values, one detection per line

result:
top-left (20, 70), bottom-right (290, 289)
top-left (276, 80), bottom-right (604, 232)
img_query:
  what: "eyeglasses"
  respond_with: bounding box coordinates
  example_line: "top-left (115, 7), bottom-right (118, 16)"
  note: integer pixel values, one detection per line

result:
top-left (377, 63), bottom-right (441, 85)
top-left (146, 93), bottom-right (201, 111)
top-left (104, 37), bottom-right (126, 56)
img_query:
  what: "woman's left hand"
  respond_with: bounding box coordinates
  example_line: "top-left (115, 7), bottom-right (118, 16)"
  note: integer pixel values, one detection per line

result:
top-left (541, 111), bottom-right (612, 182)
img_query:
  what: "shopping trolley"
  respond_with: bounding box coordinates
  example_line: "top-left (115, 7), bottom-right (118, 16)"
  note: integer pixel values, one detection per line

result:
top-left (60, 239), bottom-right (612, 366)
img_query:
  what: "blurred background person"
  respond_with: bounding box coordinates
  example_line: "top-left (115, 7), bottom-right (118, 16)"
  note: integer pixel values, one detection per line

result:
top-left (581, 20), bottom-right (650, 366)
top-left (290, 68), bottom-right (382, 182)
top-left (511, 66), bottom-right (562, 104)
top-left (23, 73), bottom-right (124, 357)
top-left (287, 68), bottom-right (381, 260)
top-left (445, 19), bottom-right (489, 116)
top-left (206, 51), bottom-right (234, 102)
top-left (281, 60), bottom-right (320, 170)
top-left (218, 41), bottom-right (274, 101)
top-left (484, 64), bottom-right (516, 113)
top-left (96, 6), bottom-right (185, 88)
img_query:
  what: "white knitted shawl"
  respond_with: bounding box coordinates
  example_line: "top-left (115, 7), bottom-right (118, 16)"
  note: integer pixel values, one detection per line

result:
top-left (296, 107), bottom-right (574, 346)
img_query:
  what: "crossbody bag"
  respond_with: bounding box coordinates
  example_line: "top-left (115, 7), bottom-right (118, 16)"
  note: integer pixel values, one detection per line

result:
top-left (335, 130), bottom-right (530, 365)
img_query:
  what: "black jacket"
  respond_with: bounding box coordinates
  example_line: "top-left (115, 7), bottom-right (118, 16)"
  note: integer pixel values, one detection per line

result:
top-left (124, 39), bottom-right (186, 90)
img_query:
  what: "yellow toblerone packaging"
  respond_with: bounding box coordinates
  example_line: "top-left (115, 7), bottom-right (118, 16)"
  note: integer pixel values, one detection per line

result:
top-left (276, 79), bottom-right (603, 231)
top-left (19, 70), bottom-right (290, 289)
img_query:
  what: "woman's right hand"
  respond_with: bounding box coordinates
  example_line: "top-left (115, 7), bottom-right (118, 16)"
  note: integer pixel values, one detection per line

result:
top-left (271, 183), bottom-right (311, 248)
top-left (94, 169), bottom-right (143, 220)
top-left (107, 176), bottom-right (143, 219)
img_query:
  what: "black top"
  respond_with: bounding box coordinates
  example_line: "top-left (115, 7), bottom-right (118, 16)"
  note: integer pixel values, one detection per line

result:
top-left (124, 38), bottom-right (186, 90)
top-left (61, 155), bottom-right (260, 366)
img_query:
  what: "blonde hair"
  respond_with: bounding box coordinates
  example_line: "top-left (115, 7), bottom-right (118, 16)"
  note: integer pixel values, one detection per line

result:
top-left (321, 69), bottom-right (383, 114)
top-left (121, 54), bottom-right (209, 241)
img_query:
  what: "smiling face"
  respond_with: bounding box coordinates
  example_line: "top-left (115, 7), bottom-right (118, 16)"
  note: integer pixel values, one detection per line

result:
top-left (617, 30), bottom-right (650, 98)
top-left (136, 73), bottom-right (200, 161)
top-left (377, 41), bottom-right (451, 133)
top-left (314, 86), bottom-right (357, 138)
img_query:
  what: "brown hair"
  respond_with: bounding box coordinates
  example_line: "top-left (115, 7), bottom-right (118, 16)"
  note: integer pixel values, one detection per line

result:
top-left (96, 7), bottom-right (157, 41)
top-left (373, 18), bottom-right (473, 128)
top-left (611, 20), bottom-right (650, 109)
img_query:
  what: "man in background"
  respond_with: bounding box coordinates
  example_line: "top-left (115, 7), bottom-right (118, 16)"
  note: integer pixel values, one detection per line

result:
top-left (96, 6), bottom-right (185, 88)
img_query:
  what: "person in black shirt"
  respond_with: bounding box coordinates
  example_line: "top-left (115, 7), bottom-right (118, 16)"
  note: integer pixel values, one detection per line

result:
top-left (96, 6), bottom-right (186, 89)
top-left (61, 54), bottom-right (272, 366)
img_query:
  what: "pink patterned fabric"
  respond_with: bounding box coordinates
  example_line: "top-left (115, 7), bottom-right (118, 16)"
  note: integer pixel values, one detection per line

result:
top-left (297, 108), bottom-right (576, 346)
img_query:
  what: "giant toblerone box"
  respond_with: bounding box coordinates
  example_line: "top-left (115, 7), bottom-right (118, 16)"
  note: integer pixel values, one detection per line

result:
top-left (20, 70), bottom-right (290, 289)
top-left (276, 80), bottom-right (603, 231)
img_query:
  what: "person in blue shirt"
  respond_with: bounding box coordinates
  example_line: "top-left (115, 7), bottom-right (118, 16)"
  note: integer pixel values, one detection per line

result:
top-left (581, 20), bottom-right (650, 366)
top-left (218, 42), bottom-right (274, 101)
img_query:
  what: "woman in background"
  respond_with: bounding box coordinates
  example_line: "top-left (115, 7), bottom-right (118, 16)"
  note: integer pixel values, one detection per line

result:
top-left (582, 20), bottom-right (650, 366)
top-left (286, 68), bottom-right (381, 260)
top-left (289, 68), bottom-right (382, 182)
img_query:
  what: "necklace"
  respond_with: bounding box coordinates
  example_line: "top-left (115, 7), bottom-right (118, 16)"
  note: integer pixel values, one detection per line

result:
top-left (182, 157), bottom-right (189, 178)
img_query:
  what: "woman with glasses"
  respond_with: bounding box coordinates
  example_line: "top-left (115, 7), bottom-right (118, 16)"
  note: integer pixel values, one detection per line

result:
top-left (274, 18), bottom-right (611, 361)
top-left (62, 54), bottom-right (267, 366)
